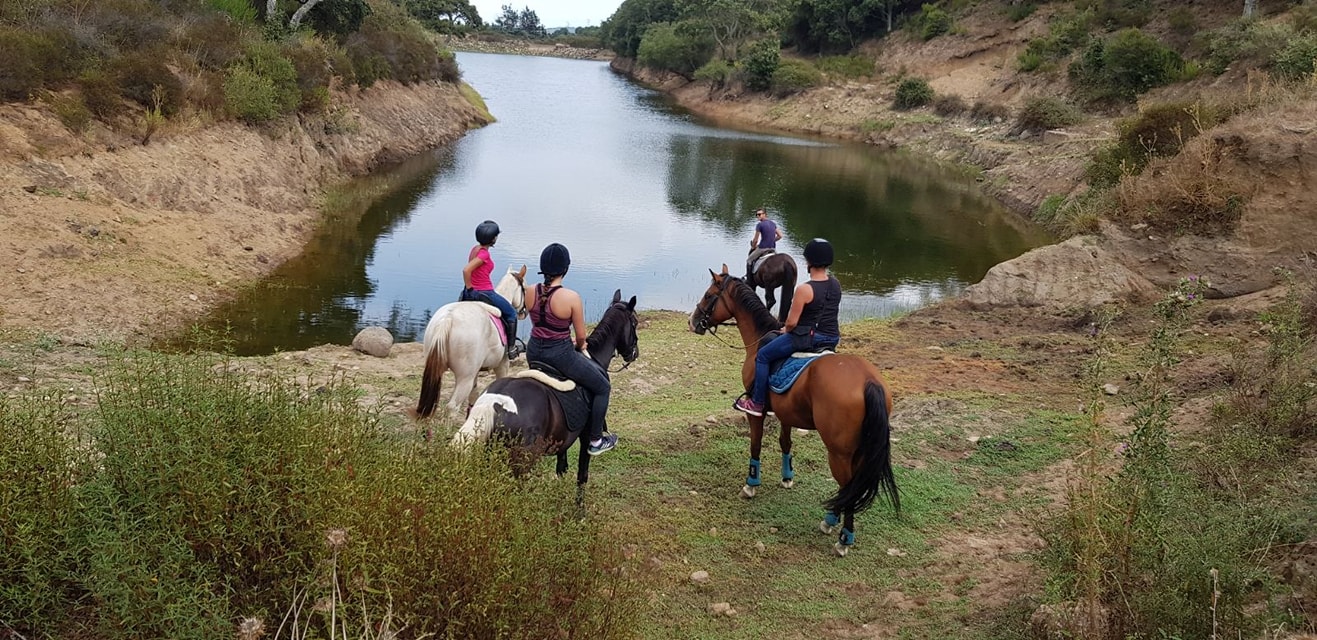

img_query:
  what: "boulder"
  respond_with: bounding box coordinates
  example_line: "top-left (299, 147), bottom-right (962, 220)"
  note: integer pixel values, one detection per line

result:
top-left (351, 326), bottom-right (394, 358)
top-left (965, 235), bottom-right (1159, 310)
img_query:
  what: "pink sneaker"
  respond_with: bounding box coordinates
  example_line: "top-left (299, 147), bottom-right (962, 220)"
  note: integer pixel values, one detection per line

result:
top-left (733, 396), bottom-right (764, 417)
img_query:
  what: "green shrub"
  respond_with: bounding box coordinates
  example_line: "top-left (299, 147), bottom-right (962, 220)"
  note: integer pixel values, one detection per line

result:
top-left (282, 34), bottom-right (336, 111)
top-left (892, 76), bottom-right (934, 110)
top-left (1206, 18), bottom-right (1292, 75)
top-left (0, 26), bottom-right (83, 101)
top-left (1013, 96), bottom-right (1080, 133)
top-left (1070, 28), bottom-right (1182, 101)
top-left (113, 50), bottom-right (184, 115)
top-left (1005, 2), bottom-right (1039, 22)
top-left (1017, 10), bottom-right (1097, 73)
top-left (636, 21), bottom-right (713, 77)
top-left (78, 69), bottom-right (123, 119)
top-left (0, 394), bottom-right (86, 635)
top-left (916, 3), bottom-right (953, 41)
top-left (1017, 49), bottom-right (1045, 72)
top-left (693, 59), bottom-right (733, 86)
top-left (742, 39), bottom-right (780, 92)
top-left (1076, 0), bottom-right (1151, 29)
top-left (816, 54), bottom-right (874, 78)
top-left (344, 3), bottom-right (458, 86)
top-left (770, 58), bottom-right (822, 95)
top-left (48, 92), bottom-right (92, 132)
top-left (970, 100), bottom-right (1010, 122)
top-left (182, 13), bottom-right (249, 70)
top-left (223, 66), bottom-right (283, 123)
top-left (207, 0), bottom-right (257, 23)
top-left (932, 93), bottom-right (967, 116)
top-left (1271, 32), bottom-right (1317, 81)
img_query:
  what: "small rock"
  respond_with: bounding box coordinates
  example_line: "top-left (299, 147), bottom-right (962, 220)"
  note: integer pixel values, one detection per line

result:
top-left (705, 414), bottom-right (718, 424)
top-left (926, 345), bottom-right (944, 351)
top-left (256, 254), bottom-right (269, 264)
top-left (769, 527), bottom-right (778, 533)
top-left (1130, 223), bottom-right (1148, 231)
top-left (1102, 383), bottom-right (1119, 396)
top-left (707, 602), bottom-right (736, 617)
top-left (243, 245), bottom-right (254, 251)
top-left (690, 570), bottom-right (710, 585)
top-left (17, 376), bottom-right (31, 383)
top-left (886, 548), bottom-right (906, 557)
top-left (23, 185), bottom-right (37, 193)
top-left (16, 268), bottom-right (25, 273)
top-left (708, 527), bottom-right (718, 536)
top-left (188, 294), bottom-right (198, 301)
top-left (755, 541), bottom-right (766, 554)
top-left (352, 326), bottom-right (394, 358)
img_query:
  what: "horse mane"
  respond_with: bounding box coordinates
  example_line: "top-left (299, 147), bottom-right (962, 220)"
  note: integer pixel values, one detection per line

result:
top-left (727, 277), bottom-right (783, 334)
top-left (586, 302), bottom-right (629, 351)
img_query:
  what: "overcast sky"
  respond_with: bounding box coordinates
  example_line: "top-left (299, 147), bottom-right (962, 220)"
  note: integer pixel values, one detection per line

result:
top-left (471, 0), bottom-right (622, 28)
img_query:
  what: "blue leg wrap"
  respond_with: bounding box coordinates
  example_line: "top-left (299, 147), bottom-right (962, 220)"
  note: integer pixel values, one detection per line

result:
top-left (746, 459), bottom-right (761, 487)
top-left (840, 528), bottom-right (855, 547)
top-left (824, 511), bottom-right (840, 527)
top-left (782, 452), bottom-right (794, 481)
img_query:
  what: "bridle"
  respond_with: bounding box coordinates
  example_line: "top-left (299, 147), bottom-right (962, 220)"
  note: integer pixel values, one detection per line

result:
top-left (692, 275), bottom-right (734, 335)
top-left (601, 302), bottom-right (640, 374)
top-left (692, 275), bottom-right (781, 350)
top-left (510, 270), bottom-right (527, 317)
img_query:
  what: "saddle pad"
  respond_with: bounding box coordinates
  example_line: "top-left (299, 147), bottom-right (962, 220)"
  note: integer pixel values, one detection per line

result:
top-left (751, 251), bottom-right (776, 275)
top-left (487, 313), bottom-right (507, 346)
top-left (512, 369), bottom-right (575, 391)
top-left (553, 387), bottom-right (593, 435)
top-left (770, 353), bottom-right (827, 395)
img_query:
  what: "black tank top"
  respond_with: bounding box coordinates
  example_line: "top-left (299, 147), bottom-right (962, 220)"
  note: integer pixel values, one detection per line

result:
top-left (797, 277), bottom-right (841, 337)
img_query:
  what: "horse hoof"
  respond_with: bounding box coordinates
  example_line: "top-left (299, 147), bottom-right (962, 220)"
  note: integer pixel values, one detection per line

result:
top-left (833, 541), bottom-right (851, 557)
top-left (819, 520), bottom-right (836, 535)
top-left (781, 479), bottom-right (794, 489)
top-left (741, 485), bottom-right (757, 499)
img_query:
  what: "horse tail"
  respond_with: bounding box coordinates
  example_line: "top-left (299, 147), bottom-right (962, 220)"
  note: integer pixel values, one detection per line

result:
top-left (451, 391), bottom-right (506, 448)
top-left (778, 257), bottom-right (797, 323)
top-left (415, 316), bottom-right (452, 419)
top-left (825, 380), bottom-right (899, 515)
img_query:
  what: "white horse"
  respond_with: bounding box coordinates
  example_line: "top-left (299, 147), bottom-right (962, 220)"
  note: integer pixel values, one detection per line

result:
top-left (415, 266), bottom-right (527, 419)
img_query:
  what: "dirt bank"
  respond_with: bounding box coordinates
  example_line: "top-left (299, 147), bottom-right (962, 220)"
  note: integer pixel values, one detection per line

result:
top-left (442, 35), bottom-right (613, 61)
top-left (0, 80), bottom-right (490, 343)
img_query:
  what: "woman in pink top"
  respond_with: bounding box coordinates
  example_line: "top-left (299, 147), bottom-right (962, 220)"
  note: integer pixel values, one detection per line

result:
top-left (462, 220), bottom-right (521, 360)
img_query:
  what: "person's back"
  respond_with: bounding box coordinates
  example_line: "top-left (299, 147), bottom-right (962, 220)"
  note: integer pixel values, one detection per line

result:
top-left (746, 208), bottom-right (783, 282)
top-left (525, 243), bottom-right (618, 456)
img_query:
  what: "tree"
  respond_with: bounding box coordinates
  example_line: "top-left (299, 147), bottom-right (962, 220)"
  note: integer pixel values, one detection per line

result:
top-left (677, 0), bottom-right (787, 59)
top-left (1243, 0), bottom-right (1257, 17)
top-left (518, 6), bottom-right (545, 36)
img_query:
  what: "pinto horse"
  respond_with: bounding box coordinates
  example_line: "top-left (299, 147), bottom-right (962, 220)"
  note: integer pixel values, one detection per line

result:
top-left (451, 290), bottom-right (639, 487)
top-left (689, 265), bottom-right (899, 556)
top-left (415, 266), bottom-right (527, 419)
top-left (748, 251), bottom-right (797, 323)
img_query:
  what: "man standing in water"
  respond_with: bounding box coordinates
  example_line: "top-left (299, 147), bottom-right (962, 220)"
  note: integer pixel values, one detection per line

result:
top-left (746, 207), bottom-right (783, 285)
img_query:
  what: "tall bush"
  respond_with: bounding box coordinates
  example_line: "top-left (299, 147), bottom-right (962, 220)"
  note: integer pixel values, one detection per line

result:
top-left (892, 76), bottom-right (934, 110)
top-left (1070, 28), bottom-right (1182, 101)
top-left (770, 58), bottom-right (822, 95)
top-left (742, 39), bottom-right (780, 92)
top-left (636, 20), bottom-right (713, 77)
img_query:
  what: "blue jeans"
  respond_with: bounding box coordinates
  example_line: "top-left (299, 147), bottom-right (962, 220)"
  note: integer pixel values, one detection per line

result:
top-left (472, 289), bottom-right (517, 341)
top-left (528, 336), bottom-right (611, 440)
top-left (751, 332), bottom-right (839, 404)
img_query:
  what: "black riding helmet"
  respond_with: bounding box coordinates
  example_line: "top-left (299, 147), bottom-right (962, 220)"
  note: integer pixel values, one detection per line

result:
top-left (475, 220), bottom-right (500, 245)
top-left (804, 238), bottom-right (834, 268)
top-left (539, 243), bottom-right (571, 276)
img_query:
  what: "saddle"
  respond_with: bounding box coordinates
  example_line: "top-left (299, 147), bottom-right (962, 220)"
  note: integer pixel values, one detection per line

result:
top-left (515, 361), bottom-right (595, 435)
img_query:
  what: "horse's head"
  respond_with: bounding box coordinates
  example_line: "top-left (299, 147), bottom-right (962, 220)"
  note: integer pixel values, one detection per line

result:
top-left (690, 264), bottom-right (737, 335)
top-left (497, 265), bottom-right (529, 319)
top-left (606, 289), bottom-right (640, 363)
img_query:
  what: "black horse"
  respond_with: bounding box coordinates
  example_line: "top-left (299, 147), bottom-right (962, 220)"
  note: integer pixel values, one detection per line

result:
top-left (747, 251), bottom-right (798, 322)
top-left (450, 290), bottom-right (639, 487)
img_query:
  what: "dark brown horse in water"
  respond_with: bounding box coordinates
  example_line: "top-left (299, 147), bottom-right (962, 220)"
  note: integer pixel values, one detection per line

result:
top-left (747, 251), bottom-right (797, 323)
top-left (689, 265), bottom-right (898, 556)
top-left (450, 290), bottom-right (639, 488)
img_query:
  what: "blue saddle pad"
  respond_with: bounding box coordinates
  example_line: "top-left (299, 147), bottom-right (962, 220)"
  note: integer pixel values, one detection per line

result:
top-left (769, 354), bottom-right (827, 395)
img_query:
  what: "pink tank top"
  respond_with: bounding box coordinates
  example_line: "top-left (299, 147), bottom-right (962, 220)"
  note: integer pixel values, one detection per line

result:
top-left (529, 284), bottom-right (572, 340)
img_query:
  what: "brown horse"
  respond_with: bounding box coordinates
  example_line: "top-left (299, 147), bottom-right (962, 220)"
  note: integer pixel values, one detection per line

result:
top-left (689, 265), bottom-right (899, 556)
top-left (747, 251), bottom-right (797, 323)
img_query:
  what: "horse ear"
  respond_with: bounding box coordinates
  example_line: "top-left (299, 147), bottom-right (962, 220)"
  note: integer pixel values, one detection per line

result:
top-left (708, 268), bottom-right (718, 281)
top-left (627, 295), bottom-right (637, 311)
top-left (720, 263), bottom-right (729, 275)
top-left (612, 289), bottom-right (622, 304)
top-left (517, 264), bottom-right (527, 279)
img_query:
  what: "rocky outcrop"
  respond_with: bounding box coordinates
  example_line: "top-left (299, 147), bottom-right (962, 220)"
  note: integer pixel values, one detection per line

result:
top-left (964, 235), bottom-right (1159, 310)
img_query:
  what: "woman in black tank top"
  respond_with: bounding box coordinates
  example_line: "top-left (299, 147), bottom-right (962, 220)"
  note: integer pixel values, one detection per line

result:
top-left (734, 239), bottom-right (842, 418)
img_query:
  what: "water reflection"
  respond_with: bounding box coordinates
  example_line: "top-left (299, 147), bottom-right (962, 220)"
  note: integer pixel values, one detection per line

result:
top-left (188, 52), bottom-right (1049, 356)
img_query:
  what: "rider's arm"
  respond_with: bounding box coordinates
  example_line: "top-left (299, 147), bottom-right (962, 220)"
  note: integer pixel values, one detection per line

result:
top-left (774, 226), bottom-right (783, 241)
top-left (567, 291), bottom-right (588, 351)
top-left (461, 257), bottom-right (483, 289)
top-left (750, 228), bottom-right (761, 249)
top-left (782, 283), bottom-right (813, 332)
